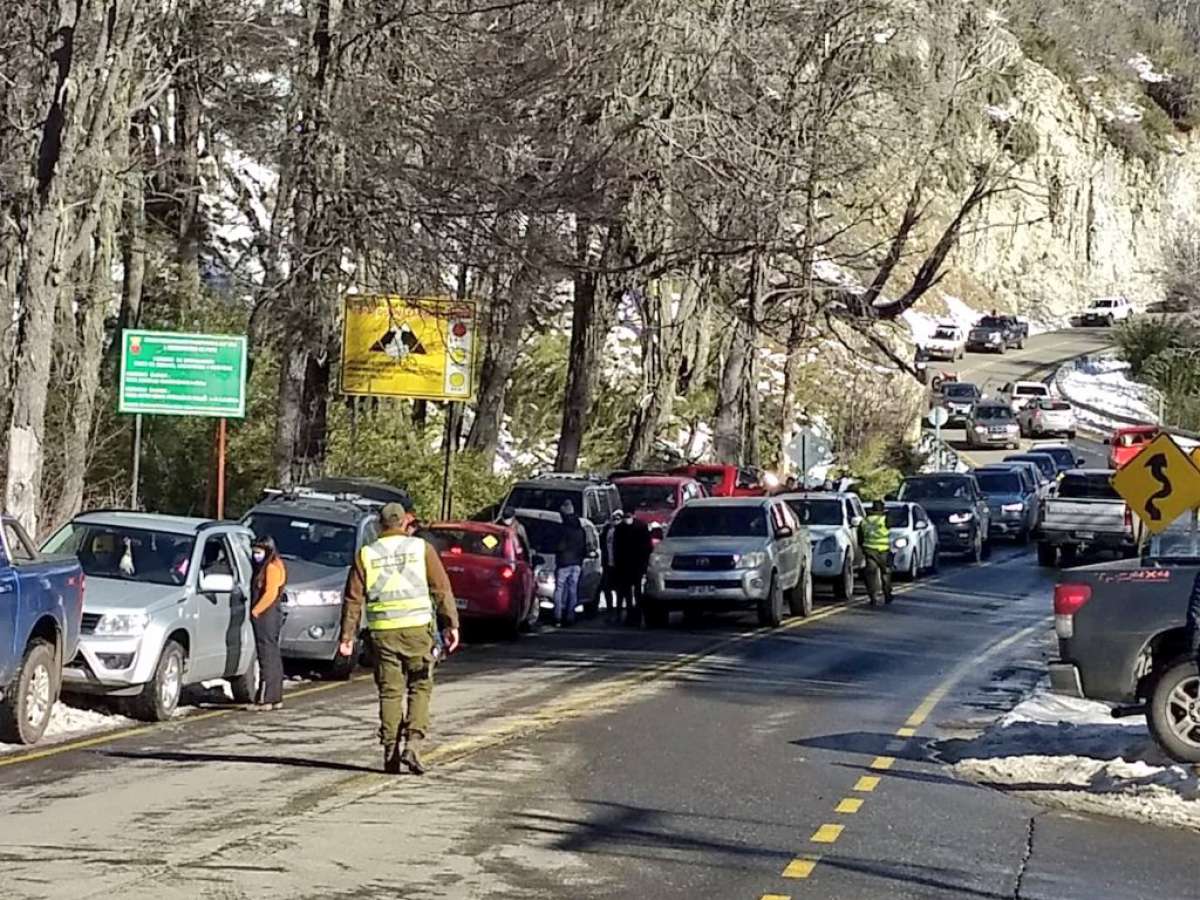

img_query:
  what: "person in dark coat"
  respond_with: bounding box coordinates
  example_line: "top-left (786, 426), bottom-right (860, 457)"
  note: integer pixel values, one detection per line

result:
top-left (601, 510), bottom-right (622, 620)
top-left (553, 501), bottom-right (587, 627)
top-left (613, 512), bottom-right (653, 625)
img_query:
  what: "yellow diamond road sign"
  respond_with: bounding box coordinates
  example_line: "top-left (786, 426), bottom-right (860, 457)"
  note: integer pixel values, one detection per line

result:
top-left (1112, 433), bottom-right (1200, 535)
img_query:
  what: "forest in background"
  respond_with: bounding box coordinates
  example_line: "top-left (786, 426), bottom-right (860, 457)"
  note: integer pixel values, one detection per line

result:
top-left (3, 0), bottom-right (1200, 535)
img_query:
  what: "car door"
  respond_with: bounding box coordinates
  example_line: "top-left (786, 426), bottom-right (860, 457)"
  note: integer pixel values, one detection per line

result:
top-left (226, 527), bottom-right (257, 678)
top-left (191, 531), bottom-right (241, 682)
top-left (912, 505), bottom-right (933, 566)
top-left (846, 498), bottom-right (866, 567)
top-left (508, 532), bottom-right (535, 621)
top-left (771, 503), bottom-right (801, 587)
top-left (0, 526), bottom-right (21, 674)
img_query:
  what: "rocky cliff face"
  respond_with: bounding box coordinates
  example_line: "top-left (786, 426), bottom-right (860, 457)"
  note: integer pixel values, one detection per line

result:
top-left (919, 47), bottom-right (1200, 325)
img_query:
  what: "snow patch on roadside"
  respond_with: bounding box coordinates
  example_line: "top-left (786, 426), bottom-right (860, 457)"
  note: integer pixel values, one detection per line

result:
top-left (0, 702), bottom-right (134, 754)
top-left (1057, 356), bottom-right (1158, 429)
top-left (943, 681), bottom-right (1200, 831)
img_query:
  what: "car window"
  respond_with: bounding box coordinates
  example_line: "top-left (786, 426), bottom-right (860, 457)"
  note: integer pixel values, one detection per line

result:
top-left (975, 406), bottom-right (1013, 421)
top-left (362, 518), bottom-right (380, 545)
top-left (42, 523), bottom-right (196, 586)
top-left (201, 535), bottom-right (234, 578)
top-left (914, 507), bottom-right (930, 527)
top-left (1015, 385), bottom-right (1049, 397)
top-left (245, 514), bottom-right (358, 568)
top-left (1059, 473), bottom-right (1120, 499)
top-left (898, 478), bottom-right (972, 501)
top-left (933, 327), bottom-right (958, 340)
top-left (736, 468), bottom-right (760, 490)
top-left (229, 531), bottom-right (253, 584)
top-left (505, 486), bottom-right (581, 515)
top-left (786, 499), bottom-right (843, 526)
top-left (885, 507), bottom-right (910, 528)
top-left (618, 483), bottom-right (680, 512)
top-left (3, 522), bottom-right (35, 564)
top-left (514, 516), bottom-right (561, 554)
top-left (582, 521), bottom-right (600, 554)
top-left (976, 471), bottom-right (1023, 494)
top-left (424, 527), bottom-right (507, 558)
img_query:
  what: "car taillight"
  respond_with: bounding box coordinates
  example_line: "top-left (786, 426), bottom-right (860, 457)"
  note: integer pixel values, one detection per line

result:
top-left (450, 546), bottom-right (463, 555)
top-left (500, 565), bottom-right (514, 580)
top-left (1054, 583), bottom-right (1092, 639)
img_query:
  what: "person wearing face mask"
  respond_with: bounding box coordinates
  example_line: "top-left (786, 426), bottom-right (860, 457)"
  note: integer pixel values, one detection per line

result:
top-left (248, 537), bottom-right (287, 711)
top-left (613, 511), bottom-right (653, 626)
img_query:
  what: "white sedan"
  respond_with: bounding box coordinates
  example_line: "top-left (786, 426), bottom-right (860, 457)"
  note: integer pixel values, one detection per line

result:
top-left (1018, 399), bottom-right (1077, 439)
top-left (885, 502), bottom-right (939, 581)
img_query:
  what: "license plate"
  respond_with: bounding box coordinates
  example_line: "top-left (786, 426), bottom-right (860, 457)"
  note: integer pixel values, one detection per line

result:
top-left (1075, 531), bottom-right (1095, 540)
top-left (689, 585), bottom-right (715, 596)
top-left (455, 598), bottom-right (469, 610)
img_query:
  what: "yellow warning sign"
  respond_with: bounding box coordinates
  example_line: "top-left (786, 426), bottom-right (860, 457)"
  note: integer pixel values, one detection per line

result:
top-left (481, 534), bottom-right (499, 550)
top-left (341, 296), bottom-right (477, 401)
top-left (1111, 433), bottom-right (1200, 535)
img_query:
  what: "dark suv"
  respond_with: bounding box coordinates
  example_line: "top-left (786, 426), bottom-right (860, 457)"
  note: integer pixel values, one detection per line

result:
top-left (501, 474), bottom-right (622, 526)
top-left (896, 474), bottom-right (991, 562)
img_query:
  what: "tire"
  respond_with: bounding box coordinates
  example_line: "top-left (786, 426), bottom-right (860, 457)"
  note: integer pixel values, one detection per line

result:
top-left (757, 574), bottom-right (784, 627)
top-left (1068, 430), bottom-right (1077, 440)
top-left (0, 639), bottom-right (57, 745)
top-left (929, 549), bottom-right (940, 574)
top-left (329, 635), bottom-right (358, 679)
top-left (229, 654), bottom-right (260, 703)
top-left (1148, 660), bottom-right (1200, 763)
top-left (643, 599), bottom-right (669, 629)
top-left (833, 555), bottom-right (855, 600)
top-left (1105, 314), bottom-right (1115, 327)
top-left (787, 566), bottom-right (814, 617)
top-left (129, 640), bottom-right (185, 722)
top-left (1036, 542), bottom-right (1057, 567)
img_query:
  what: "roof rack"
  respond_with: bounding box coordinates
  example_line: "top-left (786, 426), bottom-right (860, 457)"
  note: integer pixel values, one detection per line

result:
top-left (259, 487), bottom-right (386, 510)
top-left (529, 471), bottom-right (610, 483)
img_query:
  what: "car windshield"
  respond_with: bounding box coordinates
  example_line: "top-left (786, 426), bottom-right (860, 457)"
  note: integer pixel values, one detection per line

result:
top-left (1035, 446), bottom-right (1076, 469)
top-left (1037, 400), bottom-right (1071, 411)
top-left (898, 478), bottom-right (972, 501)
top-left (668, 505), bottom-right (767, 538)
top-left (1094, 300), bottom-right (1115, 308)
top-left (1118, 431), bottom-right (1154, 447)
top-left (786, 499), bottom-right (844, 526)
top-left (944, 384), bottom-right (979, 399)
top-left (515, 516), bottom-right (561, 554)
top-left (933, 328), bottom-right (957, 340)
top-left (1008, 455), bottom-right (1056, 479)
top-left (885, 507), bottom-right (910, 528)
top-left (978, 317), bottom-right (1006, 327)
top-left (506, 486), bottom-right (582, 514)
top-left (42, 523), bottom-right (196, 586)
top-left (244, 514), bottom-right (357, 568)
top-left (617, 484), bottom-right (678, 512)
top-left (1059, 473), bottom-right (1119, 499)
top-left (422, 527), bottom-right (506, 558)
top-left (976, 472), bottom-right (1023, 494)
top-left (975, 406), bottom-right (1012, 421)
top-left (1015, 385), bottom-right (1049, 397)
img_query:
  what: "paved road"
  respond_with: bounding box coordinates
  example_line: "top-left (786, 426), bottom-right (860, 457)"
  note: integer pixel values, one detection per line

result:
top-left (5, 327), bottom-right (1191, 900)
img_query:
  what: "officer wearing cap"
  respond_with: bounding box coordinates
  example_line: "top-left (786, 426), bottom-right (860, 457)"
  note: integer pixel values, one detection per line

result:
top-left (339, 501), bottom-right (459, 774)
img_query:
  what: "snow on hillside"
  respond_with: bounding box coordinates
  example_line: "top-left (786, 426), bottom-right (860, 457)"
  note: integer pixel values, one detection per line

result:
top-left (1057, 356), bottom-right (1158, 429)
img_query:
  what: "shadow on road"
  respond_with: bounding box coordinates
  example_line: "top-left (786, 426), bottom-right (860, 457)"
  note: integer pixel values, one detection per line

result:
top-left (101, 749), bottom-right (379, 774)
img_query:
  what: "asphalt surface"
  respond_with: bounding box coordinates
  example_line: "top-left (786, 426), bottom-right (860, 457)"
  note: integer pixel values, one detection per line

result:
top-left (4, 326), bottom-right (1192, 900)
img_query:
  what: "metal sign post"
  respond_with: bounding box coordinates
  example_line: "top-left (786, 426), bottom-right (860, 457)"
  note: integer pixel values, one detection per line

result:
top-left (130, 413), bottom-right (143, 509)
top-left (216, 418), bottom-right (228, 519)
top-left (440, 404), bottom-right (456, 521)
top-left (928, 406), bottom-right (950, 472)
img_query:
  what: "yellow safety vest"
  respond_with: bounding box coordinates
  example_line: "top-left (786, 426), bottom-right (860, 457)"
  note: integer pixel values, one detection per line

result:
top-left (359, 535), bottom-right (433, 632)
top-left (862, 514), bottom-right (891, 553)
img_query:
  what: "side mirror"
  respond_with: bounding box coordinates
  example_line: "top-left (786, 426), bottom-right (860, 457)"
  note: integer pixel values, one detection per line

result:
top-left (199, 572), bottom-right (235, 594)
top-left (850, 516), bottom-right (863, 528)
top-left (1076, 458), bottom-right (1086, 467)
top-left (775, 526), bottom-right (794, 539)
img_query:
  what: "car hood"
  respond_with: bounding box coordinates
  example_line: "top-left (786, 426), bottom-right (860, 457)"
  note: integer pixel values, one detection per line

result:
top-left (807, 524), bottom-right (847, 542)
top-left (982, 492), bottom-right (1025, 507)
top-left (658, 536), bottom-right (771, 555)
top-left (280, 558), bottom-right (348, 591)
top-left (632, 510), bottom-right (674, 528)
top-left (82, 577), bottom-right (186, 614)
top-left (970, 326), bottom-right (1003, 337)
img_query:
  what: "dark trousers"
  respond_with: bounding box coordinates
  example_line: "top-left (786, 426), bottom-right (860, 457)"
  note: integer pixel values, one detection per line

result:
top-left (251, 604), bottom-right (285, 705)
top-left (616, 573), bottom-right (644, 623)
top-left (864, 549), bottom-right (893, 602)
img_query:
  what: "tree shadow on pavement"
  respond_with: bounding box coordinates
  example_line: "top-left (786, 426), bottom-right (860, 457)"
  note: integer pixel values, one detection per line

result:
top-left (790, 730), bottom-right (934, 762)
top-left (101, 749), bottom-right (379, 774)
top-left (808, 855), bottom-right (1015, 899)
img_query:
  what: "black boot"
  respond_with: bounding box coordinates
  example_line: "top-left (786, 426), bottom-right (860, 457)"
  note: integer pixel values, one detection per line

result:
top-left (400, 733), bottom-right (427, 775)
top-left (383, 739), bottom-right (404, 775)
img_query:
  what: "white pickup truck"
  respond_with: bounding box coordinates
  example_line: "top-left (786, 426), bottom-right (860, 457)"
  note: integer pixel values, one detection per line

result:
top-left (1035, 469), bottom-right (1133, 567)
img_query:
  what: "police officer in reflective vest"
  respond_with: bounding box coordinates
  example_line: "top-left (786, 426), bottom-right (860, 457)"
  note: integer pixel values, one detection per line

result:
top-left (339, 502), bottom-right (460, 774)
top-left (859, 500), bottom-right (894, 606)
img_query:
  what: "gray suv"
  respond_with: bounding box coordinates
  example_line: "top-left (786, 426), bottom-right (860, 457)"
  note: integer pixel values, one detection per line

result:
top-left (501, 474), bottom-right (622, 526)
top-left (42, 512), bottom-right (259, 721)
top-left (644, 497), bottom-right (812, 628)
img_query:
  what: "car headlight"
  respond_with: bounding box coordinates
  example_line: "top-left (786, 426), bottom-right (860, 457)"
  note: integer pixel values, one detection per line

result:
top-left (816, 535), bottom-right (839, 555)
top-left (94, 611), bottom-right (150, 636)
top-left (735, 551), bottom-right (767, 570)
top-left (893, 537), bottom-right (909, 549)
top-left (289, 589), bottom-right (343, 607)
top-left (1007, 424), bottom-right (1019, 433)
top-left (1001, 502), bottom-right (1025, 513)
top-left (947, 512), bottom-right (974, 525)
top-left (648, 551), bottom-right (671, 572)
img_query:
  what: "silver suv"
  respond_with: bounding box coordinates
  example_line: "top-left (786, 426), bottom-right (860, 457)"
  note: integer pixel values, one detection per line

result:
top-left (42, 512), bottom-right (259, 721)
top-left (644, 497), bottom-right (811, 628)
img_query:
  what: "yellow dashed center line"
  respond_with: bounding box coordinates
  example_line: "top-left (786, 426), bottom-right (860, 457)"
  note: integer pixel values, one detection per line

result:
top-left (835, 797), bottom-right (864, 814)
top-left (895, 726), bottom-right (917, 738)
top-left (869, 755), bottom-right (895, 771)
top-left (853, 775), bottom-right (880, 792)
top-left (761, 894), bottom-right (792, 900)
top-left (810, 823), bottom-right (844, 844)
top-left (782, 857), bottom-right (820, 879)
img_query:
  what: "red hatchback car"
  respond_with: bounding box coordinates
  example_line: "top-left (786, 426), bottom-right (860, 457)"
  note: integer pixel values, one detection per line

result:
top-left (422, 522), bottom-right (537, 637)
top-left (612, 475), bottom-right (706, 535)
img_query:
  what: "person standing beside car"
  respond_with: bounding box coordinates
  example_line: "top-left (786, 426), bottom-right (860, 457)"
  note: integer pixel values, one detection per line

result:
top-left (553, 501), bottom-right (587, 627)
top-left (602, 510), bottom-right (622, 620)
top-left (338, 502), bottom-right (460, 775)
top-left (859, 500), bottom-right (894, 606)
top-left (613, 511), bottom-right (653, 626)
top-left (248, 537), bottom-right (287, 711)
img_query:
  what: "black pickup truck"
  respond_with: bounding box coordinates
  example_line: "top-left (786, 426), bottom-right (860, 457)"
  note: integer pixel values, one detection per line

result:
top-left (966, 315), bottom-right (1028, 353)
top-left (1050, 553), bottom-right (1200, 762)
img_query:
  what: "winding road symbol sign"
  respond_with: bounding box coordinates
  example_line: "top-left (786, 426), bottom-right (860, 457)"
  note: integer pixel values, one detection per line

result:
top-left (1111, 433), bottom-right (1200, 535)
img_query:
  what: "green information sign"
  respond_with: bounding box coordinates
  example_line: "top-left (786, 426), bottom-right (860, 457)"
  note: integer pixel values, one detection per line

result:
top-left (118, 330), bottom-right (248, 418)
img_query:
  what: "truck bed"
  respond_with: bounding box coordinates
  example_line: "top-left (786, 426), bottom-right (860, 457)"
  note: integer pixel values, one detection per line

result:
top-left (1037, 497), bottom-right (1130, 548)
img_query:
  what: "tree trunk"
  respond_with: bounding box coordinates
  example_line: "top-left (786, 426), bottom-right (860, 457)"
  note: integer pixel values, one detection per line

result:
top-left (713, 318), bottom-right (748, 464)
top-left (466, 284), bottom-right (534, 459)
top-left (555, 270), bottom-right (602, 472)
top-left (274, 341), bottom-right (310, 486)
top-left (175, 71), bottom-right (203, 306)
top-left (119, 126), bottom-right (147, 336)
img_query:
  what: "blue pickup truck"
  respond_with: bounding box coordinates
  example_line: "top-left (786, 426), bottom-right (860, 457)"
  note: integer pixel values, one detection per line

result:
top-left (0, 515), bottom-right (84, 744)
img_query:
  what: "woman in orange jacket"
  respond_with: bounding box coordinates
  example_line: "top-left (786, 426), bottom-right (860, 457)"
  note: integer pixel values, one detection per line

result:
top-left (249, 537), bottom-right (287, 711)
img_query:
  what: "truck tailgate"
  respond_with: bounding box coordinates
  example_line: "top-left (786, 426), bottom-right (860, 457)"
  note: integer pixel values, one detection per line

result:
top-left (1041, 499), bottom-right (1128, 537)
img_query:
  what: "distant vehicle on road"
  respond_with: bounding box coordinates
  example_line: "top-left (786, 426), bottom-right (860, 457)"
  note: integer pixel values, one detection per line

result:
top-left (421, 522), bottom-right (537, 638)
top-left (999, 380), bottom-right (1051, 413)
top-left (1034, 469), bottom-right (1133, 567)
top-left (937, 381), bottom-right (982, 426)
top-left (973, 467), bottom-right (1040, 544)
top-left (43, 512), bottom-right (260, 722)
top-left (612, 474), bottom-right (706, 536)
top-left (644, 497), bottom-right (811, 627)
top-left (0, 516), bottom-right (84, 744)
top-left (669, 464), bottom-right (767, 498)
top-left (897, 474), bottom-right (991, 562)
top-left (884, 501), bottom-right (939, 580)
top-left (244, 488), bottom-right (385, 679)
top-left (1079, 296), bottom-right (1134, 327)
top-left (1107, 425), bottom-right (1158, 470)
top-left (922, 324), bottom-right (967, 361)
top-left (1018, 399), bottom-right (1077, 439)
top-left (965, 401), bottom-right (1020, 450)
top-left (1049, 551), bottom-right (1200, 761)
top-left (967, 315), bottom-right (1026, 353)
top-left (1004, 452), bottom-right (1060, 487)
top-left (780, 493), bottom-right (866, 600)
top-left (512, 509), bottom-right (604, 618)
top-left (1029, 442), bottom-right (1087, 475)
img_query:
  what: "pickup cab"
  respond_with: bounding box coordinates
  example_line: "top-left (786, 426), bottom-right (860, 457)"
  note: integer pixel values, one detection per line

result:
top-left (1107, 425), bottom-right (1158, 470)
top-left (0, 516), bottom-right (85, 744)
top-left (967, 315), bottom-right (1026, 353)
top-left (1049, 543), bottom-right (1200, 761)
top-left (1035, 469), bottom-right (1132, 567)
top-left (670, 464), bottom-right (766, 498)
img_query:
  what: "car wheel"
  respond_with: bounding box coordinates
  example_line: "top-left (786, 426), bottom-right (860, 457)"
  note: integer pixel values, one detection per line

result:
top-left (1036, 542), bottom-right (1057, 567)
top-left (757, 573), bottom-right (784, 627)
top-left (0, 639), bottom-right (57, 745)
top-left (643, 600), bottom-right (669, 629)
top-left (229, 654), bottom-right (260, 702)
top-left (1105, 314), bottom-right (1115, 327)
top-left (1068, 430), bottom-right (1077, 440)
top-left (1059, 544), bottom-right (1079, 568)
top-left (833, 555), bottom-right (855, 600)
top-left (1148, 660), bottom-right (1200, 763)
top-left (130, 640), bottom-right (185, 722)
top-left (788, 566), bottom-right (814, 618)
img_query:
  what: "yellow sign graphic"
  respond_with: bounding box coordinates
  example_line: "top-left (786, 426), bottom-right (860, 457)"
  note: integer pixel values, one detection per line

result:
top-left (1112, 433), bottom-right (1200, 535)
top-left (341, 296), bottom-right (477, 401)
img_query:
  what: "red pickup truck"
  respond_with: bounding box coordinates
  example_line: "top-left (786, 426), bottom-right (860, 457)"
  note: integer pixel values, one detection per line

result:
top-left (670, 464), bottom-right (767, 498)
top-left (1107, 425), bottom-right (1158, 469)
